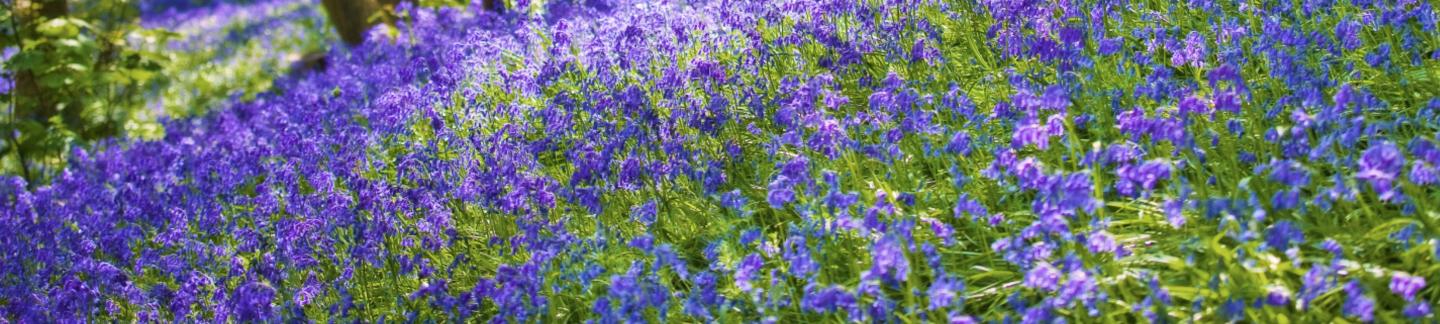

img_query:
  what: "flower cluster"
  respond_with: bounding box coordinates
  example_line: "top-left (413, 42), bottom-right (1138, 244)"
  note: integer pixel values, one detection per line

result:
top-left (2, 0), bottom-right (1438, 322)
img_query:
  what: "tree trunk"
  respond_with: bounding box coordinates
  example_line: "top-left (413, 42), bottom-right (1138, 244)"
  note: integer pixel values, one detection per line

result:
top-left (13, 0), bottom-right (68, 123)
top-left (320, 0), bottom-right (383, 46)
top-left (321, 0), bottom-right (500, 47)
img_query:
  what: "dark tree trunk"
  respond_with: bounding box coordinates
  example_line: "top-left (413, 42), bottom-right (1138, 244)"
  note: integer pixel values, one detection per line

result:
top-left (14, 0), bottom-right (68, 123)
top-left (320, 0), bottom-right (383, 46)
top-left (320, 0), bottom-right (501, 47)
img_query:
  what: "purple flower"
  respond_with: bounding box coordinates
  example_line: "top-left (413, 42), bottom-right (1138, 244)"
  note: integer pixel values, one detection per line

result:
top-left (779, 156), bottom-right (811, 182)
top-left (1086, 231), bottom-right (1117, 255)
top-left (1321, 239), bottom-right (1344, 257)
top-left (943, 85), bottom-right (976, 118)
top-left (946, 131), bottom-right (973, 156)
top-left (631, 200), bottom-right (658, 225)
top-left (783, 236), bottom-right (818, 277)
top-left (927, 275), bottom-right (964, 310)
top-left (619, 155), bottom-right (647, 190)
top-left (1300, 265), bottom-right (1333, 309)
top-left (1163, 198), bottom-right (1186, 228)
top-left (767, 177), bottom-right (796, 208)
top-left (1266, 287), bottom-right (1291, 307)
top-left (1171, 31), bottom-right (1207, 68)
top-left (231, 281), bottom-right (275, 322)
top-left (867, 235), bottom-right (910, 283)
top-left (809, 119), bottom-right (849, 158)
top-left (1409, 162), bottom-right (1437, 185)
top-left (1357, 141), bottom-right (1405, 200)
top-left (1011, 120), bottom-right (1055, 150)
top-left (950, 313), bottom-right (979, 324)
top-left (1115, 159), bottom-right (1172, 197)
top-left (1404, 301), bottom-right (1432, 319)
top-left (1055, 269), bottom-right (1096, 307)
top-left (953, 194), bottom-right (988, 221)
top-left (734, 254), bottom-right (763, 293)
top-left (721, 190), bottom-right (748, 213)
top-left (911, 37), bottom-right (939, 63)
top-left (1335, 20), bottom-right (1362, 51)
top-left (1344, 281), bottom-right (1375, 323)
top-left (802, 285), bottom-right (857, 314)
top-left (1390, 273), bottom-right (1426, 301)
top-left (1098, 37), bottom-right (1122, 55)
top-left (1269, 160), bottom-right (1311, 187)
top-left (1024, 262), bottom-right (1060, 291)
top-left (1265, 220), bottom-right (1305, 250)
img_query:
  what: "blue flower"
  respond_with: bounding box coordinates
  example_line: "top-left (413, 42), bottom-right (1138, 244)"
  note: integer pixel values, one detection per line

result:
top-left (631, 200), bottom-right (658, 226)
top-left (767, 176), bottom-right (796, 208)
top-left (734, 254), bottom-right (764, 293)
top-left (802, 284), bottom-right (857, 314)
top-left (1265, 220), bottom-right (1305, 250)
top-left (1163, 198), bottom-right (1186, 228)
top-left (1335, 20), bottom-right (1362, 51)
top-left (720, 189), bottom-right (749, 213)
top-left (1055, 269), bottom-right (1097, 307)
top-left (1171, 31), bottom-right (1207, 68)
top-left (953, 193), bottom-right (989, 221)
top-left (1268, 160), bottom-right (1311, 187)
top-left (1265, 287), bottom-right (1291, 307)
top-left (946, 131), bottom-right (973, 156)
top-left (1390, 272), bottom-right (1426, 301)
top-left (1343, 281), bottom-right (1375, 323)
top-left (1086, 231), bottom-right (1117, 255)
top-left (1023, 262), bottom-right (1060, 291)
top-left (1404, 301), bottom-right (1432, 319)
top-left (1357, 141), bottom-right (1405, 201)
top-left (1115, 160), bottom-right (1172, 197)
top-left (231, 281), bottom-right (276, 322)
top-left (927, 275), bottom-right (964, 310)
top-left (866, 235), bottom-right (910, 283)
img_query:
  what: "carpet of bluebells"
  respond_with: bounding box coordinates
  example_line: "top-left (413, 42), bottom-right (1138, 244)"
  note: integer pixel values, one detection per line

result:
top-left (3, 0), bottom-right (1440, 322)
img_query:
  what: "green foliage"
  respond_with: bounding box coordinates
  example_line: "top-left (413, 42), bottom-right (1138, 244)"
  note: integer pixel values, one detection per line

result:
top-left (1, 0), bottom-right (173, 185)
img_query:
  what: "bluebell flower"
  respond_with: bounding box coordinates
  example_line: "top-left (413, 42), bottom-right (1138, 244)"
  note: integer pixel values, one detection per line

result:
top-left (1390, 272), bottom-right (1426, 301)
top-left (630, 200), bottom-right (658, 226)
top-left (1404, 301), bottom-right (1432, 319)
top-left (1171, 31), bottom-right (1207, 68)
top-left (1115, 160), bottom-right (1172, 197)
top-left (1023, 262), bottom-right (1060, 291)
top-left (1335, 20), bottom-right (1362, 51)
top-left (1357, 141), bottom-right (1404, 201)
top-left (808, 119), bottom-right (849, 158)
top-left (927, 275), bottom-right (963, 310)
top-left (735, 254), bottom-right (763, 293)
top-left (802, 284), bottom-right (857, 314)
top-left (1265, 287), bottom-right (1291, 307)
top-left (1407, 155), bottom-right (1439, 184)
top-left (1265, 220), bottom-right (1305, 250)
top-left (1344, 281), bottom-right (1375, 323)
top-left (767, 176), bottom-right (796, 208)
top-left (1164, 198), bottom-right (1186, 228)
top-left (740, 228), bottom-right (762, 246)
top-left (1055, 269), bottom-right (1096, 307)
top-left (866, 235), bottom-right (909, 283)
top-left (953, 193), bottom-right (988, 221)
top-left (946, 131), bottom-right (973, 156)
top-left (1268, 160), bottom-right (1311, 187)
top-left (1086, 231), bottom-right (1117, 255)
top-left (1321, 239), bottom-right (1344, 258)
top-left (1366, 43), bottom-right (1390, 67)
top-left (717, 188), bottom-right (747, 211)
top-left (231, 281), bottom-right (276, 322)
top-left (784, 235), bottom-right (818, 277)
